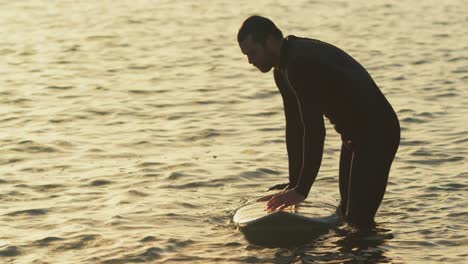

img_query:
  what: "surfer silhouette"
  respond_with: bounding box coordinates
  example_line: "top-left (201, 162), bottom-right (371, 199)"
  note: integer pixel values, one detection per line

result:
top-left (237, 16), bottom-right (400, 229)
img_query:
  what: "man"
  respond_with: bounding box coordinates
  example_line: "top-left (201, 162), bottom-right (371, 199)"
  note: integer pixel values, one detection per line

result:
top-left (237, 15), bottom-right (400, 229)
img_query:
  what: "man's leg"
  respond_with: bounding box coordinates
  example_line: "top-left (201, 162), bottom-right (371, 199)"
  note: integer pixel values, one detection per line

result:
top-left (345, 130), bottom-right (399, 229)
top-left (338, 142), bottom-right (353, 216)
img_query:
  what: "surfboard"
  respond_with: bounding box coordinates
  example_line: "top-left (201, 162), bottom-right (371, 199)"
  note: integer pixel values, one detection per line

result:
top-left (233, 194), bottom-right (340, 246)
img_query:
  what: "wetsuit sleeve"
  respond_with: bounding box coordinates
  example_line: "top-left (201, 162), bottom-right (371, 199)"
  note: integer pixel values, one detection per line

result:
top-left (286, 59), bottom-right (326, 198)
top-left (273, 69), bottom-right (304, 189)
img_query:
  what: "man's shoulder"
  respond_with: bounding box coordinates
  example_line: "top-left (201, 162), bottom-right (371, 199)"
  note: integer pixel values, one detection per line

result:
top-left (284, 36), bottom-right (327, 68)
top-left (287, 35), bottom-right (326, 53)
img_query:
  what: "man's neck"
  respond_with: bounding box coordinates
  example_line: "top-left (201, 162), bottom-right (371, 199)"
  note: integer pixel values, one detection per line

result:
top-left (273, 38), bottom-right (285, 70)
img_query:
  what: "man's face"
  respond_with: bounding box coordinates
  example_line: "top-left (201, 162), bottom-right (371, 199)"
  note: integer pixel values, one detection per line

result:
top-left (239, 35), bottom-right (273, 73)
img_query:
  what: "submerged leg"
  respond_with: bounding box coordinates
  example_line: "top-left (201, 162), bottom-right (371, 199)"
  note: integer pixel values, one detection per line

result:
top-left (338, 142), bottom-right (353, 216)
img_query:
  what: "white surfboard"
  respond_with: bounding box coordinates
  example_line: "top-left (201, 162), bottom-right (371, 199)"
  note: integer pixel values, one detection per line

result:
top-left (233, 194), bottom-right (340, 245)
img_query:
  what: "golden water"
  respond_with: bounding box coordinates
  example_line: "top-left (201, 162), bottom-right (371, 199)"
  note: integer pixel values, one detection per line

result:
top-left (1, 0), bottom-right (467, 263)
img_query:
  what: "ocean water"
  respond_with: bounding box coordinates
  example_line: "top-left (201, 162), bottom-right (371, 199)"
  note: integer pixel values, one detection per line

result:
top-left (0, 0), bottom-right (467, 263)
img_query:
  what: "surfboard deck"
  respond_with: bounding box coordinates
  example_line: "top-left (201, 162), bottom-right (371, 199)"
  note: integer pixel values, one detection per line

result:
top-left (233, 193), bottom-right (340, 246)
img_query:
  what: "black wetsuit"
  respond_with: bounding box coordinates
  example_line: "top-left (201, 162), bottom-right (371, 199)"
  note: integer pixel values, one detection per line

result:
top-left (275, 35), bottom-right (400, 228)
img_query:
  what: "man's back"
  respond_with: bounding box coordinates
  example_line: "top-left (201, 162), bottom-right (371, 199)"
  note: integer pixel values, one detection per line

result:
top-left (277, 35), bottom-right (398, 142)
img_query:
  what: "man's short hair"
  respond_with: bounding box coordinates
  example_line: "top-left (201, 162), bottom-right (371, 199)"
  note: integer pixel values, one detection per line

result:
top-left (237, 15), bottom-right (283, 45)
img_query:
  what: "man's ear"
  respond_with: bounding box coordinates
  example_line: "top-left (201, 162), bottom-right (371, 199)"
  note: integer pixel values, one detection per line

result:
top-left (265, 34), bottom-right (279, 51)
top-left (265, 34), bottom-right (275, 48)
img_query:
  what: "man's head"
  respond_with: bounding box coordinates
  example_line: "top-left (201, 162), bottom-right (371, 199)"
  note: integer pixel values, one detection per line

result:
top-left (238, 16), bottom-right (283, 73)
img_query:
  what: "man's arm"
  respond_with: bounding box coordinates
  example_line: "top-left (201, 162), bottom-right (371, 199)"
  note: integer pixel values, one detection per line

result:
top-left (286, 59), bottom-right (326, 198)
top-left (273, 69), bottom-right (304, 189)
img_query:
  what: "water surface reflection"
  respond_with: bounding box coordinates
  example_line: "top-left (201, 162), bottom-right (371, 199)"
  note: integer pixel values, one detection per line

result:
top-left (245, 225), bottom-right (395, 263)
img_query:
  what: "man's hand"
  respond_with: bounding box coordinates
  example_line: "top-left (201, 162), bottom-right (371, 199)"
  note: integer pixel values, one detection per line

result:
top-left (257, 183), bottom-right (290, 202)
top-left (256, 192), bottom-right (280, 202)
top-left (266, 189), bottom-right (305, 211)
